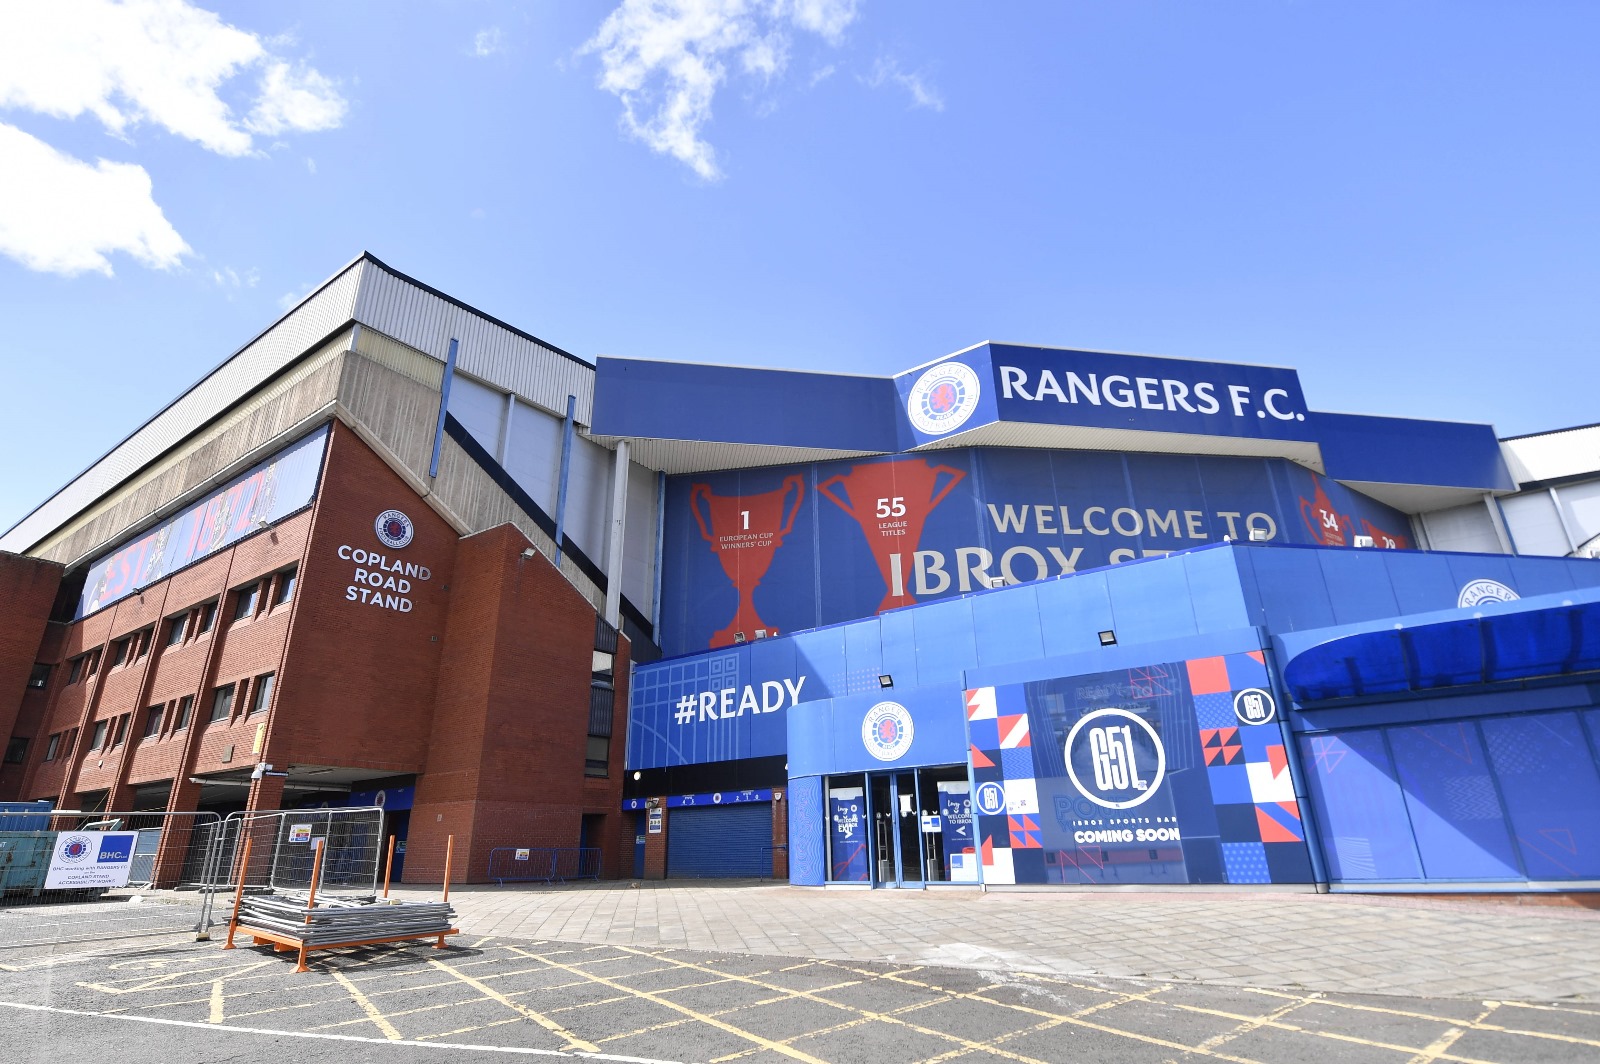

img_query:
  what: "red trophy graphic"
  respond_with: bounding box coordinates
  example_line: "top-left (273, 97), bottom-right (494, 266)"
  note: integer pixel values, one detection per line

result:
top-left (1360, 518), bottom-right (1411, 550)
top-left (691, 476), bottom-right (806, 648)
top-left (818, 458), bottom-right (965, 613)
top-left (1299, 479), bottom-right (1353, 546)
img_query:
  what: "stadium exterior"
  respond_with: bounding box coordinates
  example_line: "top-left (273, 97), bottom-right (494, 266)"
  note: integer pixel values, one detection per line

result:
top-left (3, 253), bottom-right (1600, 891)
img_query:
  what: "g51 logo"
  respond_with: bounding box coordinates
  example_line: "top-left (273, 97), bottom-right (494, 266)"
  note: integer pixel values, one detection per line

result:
top-left (1064, 709), bottom-right (1166, 810)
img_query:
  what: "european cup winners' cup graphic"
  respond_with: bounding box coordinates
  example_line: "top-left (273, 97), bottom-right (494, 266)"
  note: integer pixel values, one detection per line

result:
top-left (818, 457), bottom-right (965, 614)
top-left (1298, 478), bottom-right (1353, 547)
top-left (691, 475), bottom-right (806, 648)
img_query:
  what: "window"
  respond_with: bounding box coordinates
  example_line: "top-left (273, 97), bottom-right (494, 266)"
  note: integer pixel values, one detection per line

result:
top-left (173, 695), bottom-right (193, 731)
top-left (44, 733), bottom-right (60, 761)
top-left (90, 720), bottom-right (108, 750)
top-left (166, 615), bottom-right (187, 647)
top-left (3, 738), bottom-right (26, 765)
top-left (28, 663), bottom-right (50, 689)
top-left (143, 705), bottom-right (164, 739)
top-left (111, 714), bottom-right (128, 748)
top-left (584, 736), bottom-right (610, 777)
top-left (111, 637), bottom-right (130, 667)
top-left (85, 649), bottom-right (101, 678)
top-left (210, 684), bottom-right (234, 723)
top-left (135, 628), bottom-right (152, 660)
top-left (196, 601), bottom-right (217, 634)
top-left (248, 673), bottom-right (275, 716)
top-left (272, 567), bottom-right (297, 607)
top-left (68, 656), bottom-right (84, 684)
top-left (233, 583), bottom-right (260, 621)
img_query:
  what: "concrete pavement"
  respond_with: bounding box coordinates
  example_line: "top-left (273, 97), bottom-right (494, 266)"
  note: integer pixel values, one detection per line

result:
top-left (391, 881), bottom-right (1600, 1002)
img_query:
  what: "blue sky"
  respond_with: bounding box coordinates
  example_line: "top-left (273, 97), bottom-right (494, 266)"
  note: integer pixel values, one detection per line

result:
top-left (1, 1), bottom-right (1597, 535)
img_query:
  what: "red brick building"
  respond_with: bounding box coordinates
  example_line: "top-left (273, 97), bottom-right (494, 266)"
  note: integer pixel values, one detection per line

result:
top-left (0, 255), bottom-right (655, 884)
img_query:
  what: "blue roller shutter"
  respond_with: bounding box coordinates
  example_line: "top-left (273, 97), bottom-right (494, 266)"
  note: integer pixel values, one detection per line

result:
top-left (668, 803), bottom-right (770, 878)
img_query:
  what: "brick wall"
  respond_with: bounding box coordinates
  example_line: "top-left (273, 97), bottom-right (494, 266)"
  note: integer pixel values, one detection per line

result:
top-left (0, 552), bottom-right (62, 799)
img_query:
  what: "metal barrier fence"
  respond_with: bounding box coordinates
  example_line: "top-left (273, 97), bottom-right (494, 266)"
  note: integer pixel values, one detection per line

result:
top-left (487, 846), bottom-right (601, 884)
top-left (0, 805), bottom-right (386, 951)
top-left (0, 809), bottom-right (223, 949)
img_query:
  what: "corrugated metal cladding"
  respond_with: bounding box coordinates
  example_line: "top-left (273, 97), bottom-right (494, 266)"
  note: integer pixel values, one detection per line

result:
top-left (0, 259), bottom-right (366, 555)
top-left (667, 804), bottom-right (771, 877)
top-left (605, 437), bottom-right (887, 475)
top-left (352, 264), bottom-right (595, 424)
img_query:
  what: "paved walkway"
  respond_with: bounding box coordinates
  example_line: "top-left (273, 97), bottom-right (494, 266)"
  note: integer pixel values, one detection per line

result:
top-left (386, 882), bottom-right (1600, 1002)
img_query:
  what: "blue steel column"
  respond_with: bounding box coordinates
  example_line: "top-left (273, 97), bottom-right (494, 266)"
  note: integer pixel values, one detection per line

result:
top-left (651, 471), bottom-right (666, 634)
top-left (553, 394), bottom-right (576, 566)
top-left (428, 338), bottom-right (459, 479)
top-left (1264, 638), bottom-right (1332, 892)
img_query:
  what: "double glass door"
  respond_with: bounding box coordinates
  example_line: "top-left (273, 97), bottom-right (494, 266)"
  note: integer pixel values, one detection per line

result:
top-left (827, 765), bottom-right (972, 888)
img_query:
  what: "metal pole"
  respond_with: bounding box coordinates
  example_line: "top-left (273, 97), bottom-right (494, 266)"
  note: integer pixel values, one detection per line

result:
top-left (223, 837), bottom-right (254, 950)
top-left (383, 834), bottom-right (396, 898)
top-left (554, 394), bottom-right (576, 566)
top-left (305, 837), bottom-right (325, 920)
top-left (442, 834), bottom-right (454, 903)
top-left (428, 338), bottom-right (460, 479)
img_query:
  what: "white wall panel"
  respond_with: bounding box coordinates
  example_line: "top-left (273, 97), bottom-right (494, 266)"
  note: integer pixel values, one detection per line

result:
top-left (1420, 501), bottom-right (1502, 554)
top-left (563, 435), bottom-right (613, 564)
top-left (447, 375), bottom-right (508, 458)
top-left (622, 461), bottom-right (660, 618)
top-left (1500, 492), bottom-right (1571, 557)
top-left (505, 401), bottom-right (564, 514)
top-left (1558, 481), bottom-right (1600, 551)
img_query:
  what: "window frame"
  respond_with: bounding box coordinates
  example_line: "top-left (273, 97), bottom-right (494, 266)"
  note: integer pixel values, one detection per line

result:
top-left (210, 683), bottom-right (235, 723)
top-left (272, 567), bottom-right (297, 608)
top-left (142, 705), bottom-right (164, 740)
top-left (166, 614), bottom-right (187, 647)
top-left (44, 733), bottom-right (60, 761)
top-left (173, 695), bottom-right (193, 731)
top-left (90, 720), bottom-right (108, 750)
top-left (247, 673), bottom-right (275, 717)
top-left (233, 583), bottom-right (260, 622)
top-left (196, 600), bottom-right (218, 634)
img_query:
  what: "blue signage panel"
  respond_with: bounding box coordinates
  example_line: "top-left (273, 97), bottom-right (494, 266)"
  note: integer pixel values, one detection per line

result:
top-left (984, 344), bottom-right (1315, 442)
top-left (658, 444), bottom-right (1415, 656)
top-left (622, 789), bottom-right (772, 811)
top-left (828, 786), bottom-right (869, 881)
top-left (966, 651), bottom-right (1314, 886)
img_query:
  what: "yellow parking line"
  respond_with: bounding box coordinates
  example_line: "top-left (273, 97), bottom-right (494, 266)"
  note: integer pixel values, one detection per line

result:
top-left (506, 945), bottom-right (829, 1064)
top-left (428, 958), bottom-right (599, 1053)
top-left (331, 970), bottom-right (402, 1041)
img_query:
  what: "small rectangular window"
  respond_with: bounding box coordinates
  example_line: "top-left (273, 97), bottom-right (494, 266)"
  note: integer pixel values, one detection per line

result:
top-left (143, 705), bottom-right (164, 739)
top-left (173, 695), bottom-right (193, 731)
top-left (248, 673), bottom-right (275, 716)
top-left (28, 663), bottom-right (51, 689)
top-left (210, 684), bottom-right (235, 722)
top-left (166, 615), bottom-right (187, 647)
top-left (85, 649), bottom-right (101, 677)
top-left (272, 567), bottom-right (297, 607)
top-left (68, 657), bottom-right (84, 684)
top-left (111, 638), bottom-right (130, 667)
top-left (585, 736), bottom-right (610, 777)
top-left (197, 601), bottom-right (217, 634)
top-left (136, 629), bottom-right (151, 659)
top-left (91, 720), bottom-right (108, 750)
top-left (111, 714), bottom-right (128, 747)
top-left (44, 733), bottom-right (61, 761)
top-left (3, 738), bottom-right (27, 765)
top-left (233, 584), bottom-right (259, 621)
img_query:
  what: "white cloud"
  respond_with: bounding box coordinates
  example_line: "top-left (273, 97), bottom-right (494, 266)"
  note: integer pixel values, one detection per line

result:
top-left (0, 122), bottom-right (190, 277)
top-left (583, 0), bottom-right (859, 181)
top-left (246, 60), bottom-right (346, 137)
top-left (305, 156), bottom-right (317, 174)
top-left (0, 0), bottom-right (346, 157)
top-left (0, 1), bottom-right (346, 277)
top-left (472, 28), bottom-right (505, 57)
top-left (211, 266), bottom-right (259, 289)
top-left (277, 285), bottom-right (312, 312)
top-left (864, 55), bottom-right (943, 112)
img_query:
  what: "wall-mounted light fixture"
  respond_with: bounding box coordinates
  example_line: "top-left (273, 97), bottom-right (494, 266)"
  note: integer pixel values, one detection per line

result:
top-left (733, 631), bottom-right (746, 643)
top-left (878, 674), bottom-right (894, 688)
top-left (1249, 528), bottom-right (1270, 542)
top-left (1097, 630), bottom-right (1117, 647)
top-left (519, 547), bottom-right (536, 559)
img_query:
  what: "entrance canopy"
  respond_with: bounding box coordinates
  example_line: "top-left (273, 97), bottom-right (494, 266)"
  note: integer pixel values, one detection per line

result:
top-left (1279, 587), bottom-right (1600, 703)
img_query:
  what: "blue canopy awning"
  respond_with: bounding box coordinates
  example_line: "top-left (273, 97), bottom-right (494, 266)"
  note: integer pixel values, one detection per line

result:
top-left (1281, 597), bottom-right (1600, 704)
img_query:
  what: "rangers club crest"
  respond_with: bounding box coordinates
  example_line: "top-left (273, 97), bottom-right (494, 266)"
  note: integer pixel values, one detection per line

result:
top-left (374, 509), bottom-right (415, 549)
top-left (862, 701), bottom-right (915, 762)
top-left (1458, 579), bottom-right (1518, 609)
top-left (57, 834), bottom-right (93, 863)
top-left (906, 361), bottom-right (981, 436)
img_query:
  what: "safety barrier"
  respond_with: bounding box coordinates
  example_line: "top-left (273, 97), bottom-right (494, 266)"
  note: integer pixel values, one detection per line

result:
top-left (0, 809), bottom-right (223, 949)
top-left (487, 846), bottom-right (601, 884)
top-left (0, 805), bottom-right (386, 951)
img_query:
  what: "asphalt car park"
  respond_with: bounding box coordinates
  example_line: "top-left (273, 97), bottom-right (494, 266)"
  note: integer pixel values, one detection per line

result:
top-left (4, 931), bottom-right (1600, 1064)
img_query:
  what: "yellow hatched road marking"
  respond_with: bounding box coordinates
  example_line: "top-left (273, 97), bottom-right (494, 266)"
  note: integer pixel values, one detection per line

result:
top-left (332, 970), bottom-right (402, 1041)
top-left (1405, 1003), bottom-right (1500, 1064)
top-left (429, 958), bottom-right (599, 1053)
top-left (505, 945), bottom-right (830, 1064)
top-left (1248, 988), bottom-right (1600, 1051)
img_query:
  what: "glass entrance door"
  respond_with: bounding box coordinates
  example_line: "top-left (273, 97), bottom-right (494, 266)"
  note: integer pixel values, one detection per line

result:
top-left (826, 765), bottom-right (974, 887)
top-left (867, 771), bottom-right (924, 887)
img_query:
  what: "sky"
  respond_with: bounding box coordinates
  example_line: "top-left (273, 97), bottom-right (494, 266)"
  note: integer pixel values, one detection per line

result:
top-left (1, 1), bottom-right (1597, 536)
